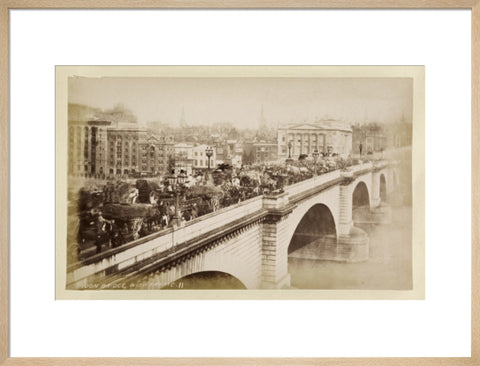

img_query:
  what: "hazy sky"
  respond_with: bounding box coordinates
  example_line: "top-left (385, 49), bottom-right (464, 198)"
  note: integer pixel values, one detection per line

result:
top-left (69, 77), bottom-right (413, 129)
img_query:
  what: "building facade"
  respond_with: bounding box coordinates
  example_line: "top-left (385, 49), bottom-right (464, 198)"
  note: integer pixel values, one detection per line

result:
top-left (173, 158), bottom-right (194, 176)
top-left (351, 122), bottom-right (412, 155)
top-left (385, 122), bottom-right (412, 148)
top-left (68, 120), bottom-right (110, 176)
top-left (215, 140), bottom-right (243, 167)
top-left (243, 142), bottom-right (278, 164)
top-left (106, 126), bottom-right (146, 176)
top-left (138, 134), bottom-right (174, 175)
top-left (277, 119), bottom-right (353, 159)
top-left (174, 142), bottom-right (194, 160)
top-left (68, 120), bottom-right (174, 177)
top-left (352, 124), bottom-right (387, 155)
top-left (192, 144), bottom-right (216, 170)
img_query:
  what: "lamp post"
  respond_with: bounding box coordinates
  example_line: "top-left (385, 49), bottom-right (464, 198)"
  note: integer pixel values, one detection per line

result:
top-left (260, 146), bottom-right (266, 163)
top-left (286, 141), bottom-right (293, 165)
top-left (205, 146), bottom-right (214, 171)
top-left (167, 169), bottom-right (187, 227)
top-left (312, 148), bottom-right (319, 176)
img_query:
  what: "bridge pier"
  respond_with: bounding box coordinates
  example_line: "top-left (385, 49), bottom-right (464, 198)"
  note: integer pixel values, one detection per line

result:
top-left (371, 170), bottom-right (382, 208)
top-left (337, 179), bottom-right (369, 262)
top-left (261, 193), bottom-right (293, 289)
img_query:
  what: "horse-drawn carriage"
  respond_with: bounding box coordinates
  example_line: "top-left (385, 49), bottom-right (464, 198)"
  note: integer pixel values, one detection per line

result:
top-left (76, 180), bottom-right (161, 261)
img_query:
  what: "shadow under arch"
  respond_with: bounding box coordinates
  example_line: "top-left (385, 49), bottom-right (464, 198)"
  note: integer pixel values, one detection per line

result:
top-left (162, 271), bottom-right (247, 290)
top-left (380, 174), bottom-right (387, 202)
top-left (288, 203), bottom-right (337, 255)
top-left (352, 181), bottom-right (370, 208)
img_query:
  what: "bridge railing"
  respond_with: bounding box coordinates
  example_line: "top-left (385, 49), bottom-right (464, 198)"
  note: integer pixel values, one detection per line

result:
top-left (285, 170), bottom-right (342, 197)
top-left (172, 195), bottom-right (264, 244)
top-left (285, 162), bottom-right (378, 197)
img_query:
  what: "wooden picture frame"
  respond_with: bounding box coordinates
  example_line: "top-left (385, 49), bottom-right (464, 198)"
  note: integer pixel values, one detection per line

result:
top-left (0, 1), bottom-right (477, 365)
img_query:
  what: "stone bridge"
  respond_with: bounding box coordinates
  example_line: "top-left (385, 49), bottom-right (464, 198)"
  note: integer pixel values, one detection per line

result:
top-left (66, 161), bottom-right (399, 290)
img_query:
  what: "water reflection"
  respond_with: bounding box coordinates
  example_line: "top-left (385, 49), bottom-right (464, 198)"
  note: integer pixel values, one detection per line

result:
top-left (288, 206), bottom-right (412, 290)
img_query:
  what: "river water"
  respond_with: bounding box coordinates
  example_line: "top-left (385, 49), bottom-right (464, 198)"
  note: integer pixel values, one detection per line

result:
top-left (288, 205), bottom-right (412, 290)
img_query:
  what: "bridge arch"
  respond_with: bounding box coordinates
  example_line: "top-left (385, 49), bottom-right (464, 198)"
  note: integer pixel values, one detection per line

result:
top-left (352, 181), bottom-right (370, 209)
top-left (164, 271), bottom-right (247, 289)
top-left (288, 203), bottom-right (337, 255)
top-left (388, 167), bottom-right (400, 193)
top-left (130, 250), bottom-right (260, 290)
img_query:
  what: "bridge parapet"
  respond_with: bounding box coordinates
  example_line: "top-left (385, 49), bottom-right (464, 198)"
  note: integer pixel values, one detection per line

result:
top-left (284, 162), bottom-right (376, 197)
top-left (286, 170), bottom-right (341, 197)
top-left (172, 195), bottom-right (263, 245)
top-left (263, 191), bottom-right (289, 210)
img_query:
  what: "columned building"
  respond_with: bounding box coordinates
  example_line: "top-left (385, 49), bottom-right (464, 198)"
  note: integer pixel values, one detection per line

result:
top-left (277, 119), bottom-right (353, 159)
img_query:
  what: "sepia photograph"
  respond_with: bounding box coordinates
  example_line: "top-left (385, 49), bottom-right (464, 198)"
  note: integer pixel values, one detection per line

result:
top-left (56, 66), bottom-right (424, 299)
top-left (5, 3), bottom-right (476, 364)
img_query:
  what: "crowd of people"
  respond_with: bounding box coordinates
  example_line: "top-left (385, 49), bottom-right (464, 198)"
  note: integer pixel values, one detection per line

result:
top-left (73, 155), bottom-right (364, 261)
